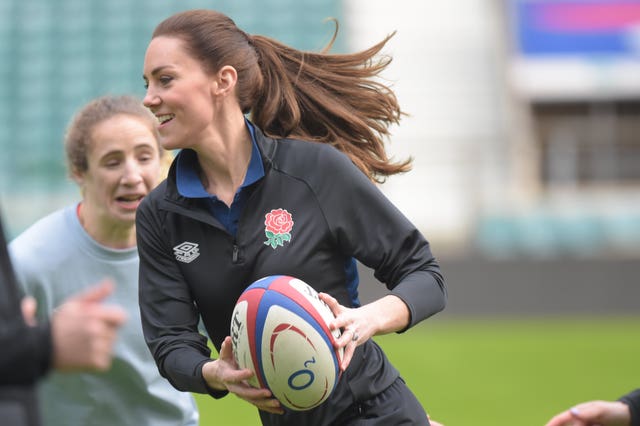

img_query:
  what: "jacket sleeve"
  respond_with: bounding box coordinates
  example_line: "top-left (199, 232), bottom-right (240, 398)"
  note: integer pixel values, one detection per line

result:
top-left (619, 389), bottom-right (640, 426)
top-left (136, 195), bottom-right (221, 396)
top-left (0, 320), bottom-right (52, 386)
top-left (315, 145), bottom-right (446, 329)
top-left (0, 214), bottom-right (52, 385)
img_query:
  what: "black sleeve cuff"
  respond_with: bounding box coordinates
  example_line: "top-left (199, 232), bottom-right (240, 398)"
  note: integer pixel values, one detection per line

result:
top-left (0, 320), bottom-right (52, 385)
top-left (619, 389), bottom-right (640, 426)
top-left (390, 269), bottom-right (446, 332)
top-left (33, 321), bottom-right (53, 378)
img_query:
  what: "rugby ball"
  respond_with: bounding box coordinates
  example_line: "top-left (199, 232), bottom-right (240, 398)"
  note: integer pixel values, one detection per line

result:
top-left (230, 275), bottom-right (343, 411)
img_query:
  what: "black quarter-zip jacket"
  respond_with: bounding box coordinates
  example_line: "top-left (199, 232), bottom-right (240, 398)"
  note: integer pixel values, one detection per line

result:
top-left (136, 127), bottom-right (446, 424)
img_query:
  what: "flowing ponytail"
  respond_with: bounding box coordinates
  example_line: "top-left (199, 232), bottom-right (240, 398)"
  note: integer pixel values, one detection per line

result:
top-left (152, 10), bottom-right (411, 182)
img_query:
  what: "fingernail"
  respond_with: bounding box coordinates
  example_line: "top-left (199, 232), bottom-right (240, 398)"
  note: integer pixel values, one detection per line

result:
top-left (570, 407), bottom-right (580, 416)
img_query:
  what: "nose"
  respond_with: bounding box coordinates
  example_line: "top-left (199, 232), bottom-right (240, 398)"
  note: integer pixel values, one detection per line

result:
top-left (143, 87), bottom-right (160, 109)
top-left (121, 159), bottom-right (144, 186)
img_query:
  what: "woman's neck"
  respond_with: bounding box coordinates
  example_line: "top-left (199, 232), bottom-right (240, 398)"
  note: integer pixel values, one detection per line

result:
top-left (196, 114), bottom-right (252, 206)
top-left (77, 202), bottom-right (136, 249)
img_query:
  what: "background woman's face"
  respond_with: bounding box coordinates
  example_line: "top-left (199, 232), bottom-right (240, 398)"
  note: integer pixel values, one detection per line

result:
top-left (77, 114), bottom-right (161, 229)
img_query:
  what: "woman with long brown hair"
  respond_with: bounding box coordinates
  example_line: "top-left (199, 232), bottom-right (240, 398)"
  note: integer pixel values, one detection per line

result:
top-left (138, 9), bottom-right (446, 425)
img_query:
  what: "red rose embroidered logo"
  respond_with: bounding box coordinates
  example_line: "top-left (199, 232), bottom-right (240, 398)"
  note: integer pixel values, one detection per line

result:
top-left (264, 209), bottom-right (294, 249)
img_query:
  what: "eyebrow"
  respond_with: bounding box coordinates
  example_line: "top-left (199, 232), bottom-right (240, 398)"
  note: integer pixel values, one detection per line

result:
top-left (99, 144), bottom-right (157, 159)
top-left (143, 65), bottom-right (172, 80)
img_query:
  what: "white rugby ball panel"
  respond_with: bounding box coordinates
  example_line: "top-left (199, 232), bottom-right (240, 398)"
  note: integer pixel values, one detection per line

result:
top-left (230, 298), bottom-right (261, 388)
top-left (260, 304), bottom-right (337, 410)
top-left (276, 277), bottom-right (344, 344)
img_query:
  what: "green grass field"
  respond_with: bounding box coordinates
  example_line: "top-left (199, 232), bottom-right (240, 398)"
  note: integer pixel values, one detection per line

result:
top-left (193, 316), bottom-right (640, 425)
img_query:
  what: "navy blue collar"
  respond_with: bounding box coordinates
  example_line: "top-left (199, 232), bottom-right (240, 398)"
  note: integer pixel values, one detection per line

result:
top-left (175, 120), bottom-right (265, 198)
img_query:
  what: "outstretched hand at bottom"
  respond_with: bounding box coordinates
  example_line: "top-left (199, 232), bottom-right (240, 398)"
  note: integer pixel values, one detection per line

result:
top-left (545, 400), bottom-right (631, 426)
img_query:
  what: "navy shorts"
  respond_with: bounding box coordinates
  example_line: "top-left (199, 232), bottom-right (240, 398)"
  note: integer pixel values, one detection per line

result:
top-left (259, 376), bottom-right (431, 426)
top-left (332, 377), bottom-right (430, 426)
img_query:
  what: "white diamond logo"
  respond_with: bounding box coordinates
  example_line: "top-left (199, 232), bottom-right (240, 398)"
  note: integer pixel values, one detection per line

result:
top-left (173, 241), bottom-right (200, 263)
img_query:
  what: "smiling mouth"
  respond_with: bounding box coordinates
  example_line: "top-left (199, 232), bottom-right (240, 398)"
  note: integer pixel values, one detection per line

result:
top-left (156, 114), bottom-right (174, 125)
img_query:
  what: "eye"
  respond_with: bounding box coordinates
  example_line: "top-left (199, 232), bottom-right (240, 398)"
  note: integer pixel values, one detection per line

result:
top-left (159, 76), bottom-right (173, 86)
top-left (137, 149), bottom-right (157, 163)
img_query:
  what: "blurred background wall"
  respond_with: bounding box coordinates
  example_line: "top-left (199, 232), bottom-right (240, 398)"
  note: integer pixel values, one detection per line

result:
top-left (1, 0), bottom-right (639, 316)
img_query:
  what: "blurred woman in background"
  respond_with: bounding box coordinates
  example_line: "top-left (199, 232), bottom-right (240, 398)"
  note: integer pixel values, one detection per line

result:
top-left (9, 95), bottom-right (198, 426)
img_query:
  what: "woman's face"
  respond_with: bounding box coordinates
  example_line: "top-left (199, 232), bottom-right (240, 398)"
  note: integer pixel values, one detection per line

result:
top-left (76, 114), bottom-right (161, 229)
top-left (142, 36), bottom-right (217, 151)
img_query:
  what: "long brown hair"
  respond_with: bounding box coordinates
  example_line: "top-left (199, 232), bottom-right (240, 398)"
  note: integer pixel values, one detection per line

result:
top-left (152, 9), bottom-right (411, 182)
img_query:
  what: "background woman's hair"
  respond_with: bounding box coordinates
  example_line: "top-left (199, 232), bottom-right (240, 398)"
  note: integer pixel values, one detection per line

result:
top-left (65, 95), bottom-right (162, 177)
top-left (153, 9), bottom-right (411, 182)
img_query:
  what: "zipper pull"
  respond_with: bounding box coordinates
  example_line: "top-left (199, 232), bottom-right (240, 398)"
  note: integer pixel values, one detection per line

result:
top-left (232, 244), bottom-right (239, 263)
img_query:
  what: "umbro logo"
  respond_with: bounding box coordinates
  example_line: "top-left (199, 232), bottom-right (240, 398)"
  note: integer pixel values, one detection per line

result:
top-left (173, 241), bottom-right (200, 263)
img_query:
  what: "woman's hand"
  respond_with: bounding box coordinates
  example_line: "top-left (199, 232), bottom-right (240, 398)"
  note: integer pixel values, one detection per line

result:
top-left (319, 292), bottom-right (372, 371)
top-left (51, 280), bottom-right (127, 371)
top-left (20, 296), bottom-right (38, 326)
top-left (202, 336), bottom-right (284, 414)
top-left (545, 400), bottom-right (631, 426)
top-left (319, 293), bottom-right (410, 371)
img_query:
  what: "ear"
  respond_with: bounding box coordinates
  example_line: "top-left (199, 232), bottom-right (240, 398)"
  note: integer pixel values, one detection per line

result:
top-left (213, 65), bottom-right (238, 97)
top-left (71, 168), bottom-right (85, 186)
